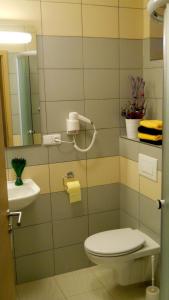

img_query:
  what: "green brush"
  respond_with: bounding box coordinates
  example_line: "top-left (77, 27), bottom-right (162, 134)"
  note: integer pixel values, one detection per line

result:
top-left (11, 158), bottom-right (26, 186)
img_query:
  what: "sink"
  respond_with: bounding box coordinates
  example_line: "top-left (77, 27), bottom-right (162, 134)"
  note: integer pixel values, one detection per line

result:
top-left (7, 179), bottom-right (40, 211)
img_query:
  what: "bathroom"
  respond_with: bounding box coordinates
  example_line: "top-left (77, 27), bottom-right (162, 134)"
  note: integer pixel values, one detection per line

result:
top-left (0, 0), bottom-right (167, 299)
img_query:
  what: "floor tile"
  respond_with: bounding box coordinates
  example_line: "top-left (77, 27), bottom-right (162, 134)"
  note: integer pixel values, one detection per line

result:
top-left (68, 288), bottom-right (113, 300)
top-left (55, 267), bottom-right (102, 297)
top-left (16, 277), bottom-right (65, 300)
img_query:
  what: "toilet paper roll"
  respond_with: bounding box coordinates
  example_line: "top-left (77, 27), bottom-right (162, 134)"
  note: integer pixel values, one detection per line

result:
top-left (67, 181), bottom-right (81, 203)
top-left (146, 286), bottom-right (160, 300)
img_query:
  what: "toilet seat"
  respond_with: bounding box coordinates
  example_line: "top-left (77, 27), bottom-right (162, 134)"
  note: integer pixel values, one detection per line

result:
top-left (84, 228), bottom-right (145, 257)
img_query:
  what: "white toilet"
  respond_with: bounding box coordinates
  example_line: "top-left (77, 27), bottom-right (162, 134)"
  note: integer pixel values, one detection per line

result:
top-left (84, 228), bottom-right (160, 286)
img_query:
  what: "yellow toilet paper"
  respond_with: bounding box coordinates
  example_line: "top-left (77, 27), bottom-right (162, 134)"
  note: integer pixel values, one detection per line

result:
top-left (67, 181), bottom-right (81, 203)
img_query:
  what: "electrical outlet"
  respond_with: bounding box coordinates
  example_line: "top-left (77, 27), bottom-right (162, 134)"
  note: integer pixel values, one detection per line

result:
top-left (43, 134), bottom-right (61, 145)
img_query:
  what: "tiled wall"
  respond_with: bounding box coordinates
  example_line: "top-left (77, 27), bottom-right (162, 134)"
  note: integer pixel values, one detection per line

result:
top-left (120, 137), bottom-right (161, 243)
top-left (4, 0), bottom-right (163, 284)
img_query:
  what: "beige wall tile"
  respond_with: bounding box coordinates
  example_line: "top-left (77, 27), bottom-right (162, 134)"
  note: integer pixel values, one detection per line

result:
top-left (8, 165), bottom-right (50, 194)
top-left (41, 2), bottom-right (82, 36)
top-left (119, 0), bottom-right (144, 8)
top-left (120, 157), bottom-right (139, 192)
top-left (119, 8), bottom-right (143, 39)
top-left (82, 0), bottom-right (118, 6)
top-left (87, 156), bottom-right (119, 187)
top-left (82, 5), bottom-right (118, 38)
top-left (140, 171), bottom-right (162, 201)
top-left (49, 160), bottom-right (87, 192)
top-left (41, 0), bottom-right (81, 2)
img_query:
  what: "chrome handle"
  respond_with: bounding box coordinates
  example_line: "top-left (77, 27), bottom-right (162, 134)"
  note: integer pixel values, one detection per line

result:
top-left (156, 199), bottom-right (165, 209)
top-left (28, 129), bottom-right (35, 135)
top-left (7, 209), bottom-right (22, 226)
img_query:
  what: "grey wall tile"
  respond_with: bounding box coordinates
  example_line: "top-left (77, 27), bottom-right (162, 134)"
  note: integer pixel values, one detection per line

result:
top-left (83, 38), bottom-right (119, 69)
top-left (120, 185), bottom-right (139, 219)
top-left (120, 69), bottom-right (142, 99)
top-left (146, 98), bottom-right (163, 120)
top-left (139, 194), bottom-right (161, 235)
top-left (45, 69), bottom-right (84, 101)
top-left (6, 145), bottom-right (48, 168)
top-left (88, 184), bottom-right (119, 214)
top-left (53, 216), bottom-right (88, 248)
top-left (30, 74), bottom-right (39, 94)
top-left (40, 102), bottom-right (47, 134)
top-left (120, 39), bottom-right (143, 69)
top-left (46, 100), bottom-right (84, 132)
top-left (54, 243), bottom-right (89, 275)
top-left (85, 99), bottom-right (119, 129)
top-left (48, 131), bottom-right (86, 163)
top-left (89, 210), bottom-right (119, 235)
top-left (14, 223), bottom-right (53, 257)
top-left (38, 69), bottom-right (46, 101)
top-left (120, 211), bottom-right (139, 229)
top-left (9, 74), bottom-right (18, 94)
top-left (43, 36), bottom-right (83, 68)
top-left (139, 142), bottom-right (162, 170)
top-left (119, 137), bottom-right (139, 161)
top-left (51, 189), bottom-right (88, 221)
top-left (15, 250), bottom-right (54, 283)
top-left (13, 194), bottom-right (51, 228)
top-left (84, 69), bottom-right (119, 99)
top-left (139, 224), bottom-right (160, 244)
top-left (86, 128), bottom-right (120, 159)
top-left (143, 68), bottom-right (163, 99)
top-left (143, 39), bottom-right (163, 69)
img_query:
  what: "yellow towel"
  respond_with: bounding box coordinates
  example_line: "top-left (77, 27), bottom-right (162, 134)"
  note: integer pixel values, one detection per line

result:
top-left (139, 120), bottom-right (163, 130)
top-left (138, 133), bottom-right (162, 141)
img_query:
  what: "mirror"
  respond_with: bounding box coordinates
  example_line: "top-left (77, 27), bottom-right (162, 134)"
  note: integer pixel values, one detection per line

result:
top-left (0, 0), bottom-right (41, 147)
top-left (150, 7), bottom-right (163, 60)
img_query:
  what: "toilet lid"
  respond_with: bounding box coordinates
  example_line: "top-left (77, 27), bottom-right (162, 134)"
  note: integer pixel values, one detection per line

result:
top-left (84, 228), bottom-right (145, 257)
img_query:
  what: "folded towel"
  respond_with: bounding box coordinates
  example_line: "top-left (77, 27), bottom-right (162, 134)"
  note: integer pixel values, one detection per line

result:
top-left (139, 120), bottom-right (163, 130)
top-left (140, 139), bottom-right (162, 145)
top-left (138, 133), bottom-right (162, 141)
top-left (138, 126), bottom-right (162, 135)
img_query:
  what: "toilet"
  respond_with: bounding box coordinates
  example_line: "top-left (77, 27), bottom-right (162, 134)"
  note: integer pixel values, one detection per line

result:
top-left (84, 228), bottom-right (160, 286)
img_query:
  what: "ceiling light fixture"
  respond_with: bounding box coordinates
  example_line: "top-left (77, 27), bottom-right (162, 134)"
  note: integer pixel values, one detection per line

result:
top-left (0, 31), bottom-right (32, 44)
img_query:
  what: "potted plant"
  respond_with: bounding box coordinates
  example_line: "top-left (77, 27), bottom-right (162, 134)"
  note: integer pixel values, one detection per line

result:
top-left (121, 76), bottom-right (146, 139)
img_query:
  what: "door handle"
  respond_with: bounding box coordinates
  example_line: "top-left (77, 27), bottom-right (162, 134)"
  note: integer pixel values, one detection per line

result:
top-left (7, 209), bottom-right (22, 226)
top-left (156, 199), bottom-right (165, 209)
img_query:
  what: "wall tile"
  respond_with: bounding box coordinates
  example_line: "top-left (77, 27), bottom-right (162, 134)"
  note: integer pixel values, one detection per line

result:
top-left (139, 142), bottom-right (162, 171)
top-left (88, 183), bottom-right (119, 214)
top-left (146, 99), bottom-right (163, 120)
top-left (41, 2), bottom-right (82, 36)
top-left (15, 250), bottom-right (54, 283)
top-left (46, 101), bottom-right (84, 133)
top-left (82, 0), bottom-right (118, 6)
top-left (86, 128), bottom-right (120, 159)
top-left (139, 223), bottom-right (160, 244)
top-left (119, 137), bottom-right (139, 161)
top-left (82, 5), bottom-right (118, 38)
top-left (40, 102), bottom-right (47, 134)
top-left (119, 0), bottom-right (144, 8)
top-left (49, 160), bottom-right (87, 192)
top-left (120, 39), bottom-right (143, 69)
top-left (41, 0), bottom-right (81, 2)
top-left (6, 145), bottom-right (48, 168)
top-left (140, 171), bottom-right (162, 201)
top-left (120, 69), bottom-right (142, 98)
top-left (44, 69), bottom-right (84, 101)
top-left (120, 211), bottom-right (139, 229)
top-left (8, 164), bottom-right (50, 194)
top-left (120, 157), bottom-right (139, 192)
top-left (14, 223), bottom-right (53, 257)
top-left (13, 194), bottom-right (51, 228)
top-left (48, 132), bottom-right (86, 163)
top-left (85, 100), bottom-right (119, 128)
top-left (83, 38), bottom-right (119, 69)
top-left (120, 184), bottom-right (139, 218)
top-left (87, 156), bottom-right (119, 187)
top-left (84, 70), bottom-right (119, 99)
top-left (43, 36), bottom-right (83, 69)
top-left (53, 216), bottom-right (88, 248)
top-left (38, 70), bottom-right (46, 101)
top-left (139, 194), bottom-right (161, 235)
top-left (51, 189), bottom-right (88, 221)
top-left (119, 8), bottom-right (143, 39)
top-left (143, 68), bottom-right (163, 98)
top-left (54, 244), bottom-right (89, 275)
top-left (89, 210), bottom-right (119, 235)
top-left (143, 39), bottom-right (163, 69)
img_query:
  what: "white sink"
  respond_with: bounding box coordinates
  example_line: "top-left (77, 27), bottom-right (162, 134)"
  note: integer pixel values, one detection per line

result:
top-left (7, 179), bottom-right (40, 211)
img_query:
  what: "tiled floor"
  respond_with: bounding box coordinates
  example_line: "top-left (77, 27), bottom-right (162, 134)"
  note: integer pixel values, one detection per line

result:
top-left (16, 266), bottom-right (146, 300)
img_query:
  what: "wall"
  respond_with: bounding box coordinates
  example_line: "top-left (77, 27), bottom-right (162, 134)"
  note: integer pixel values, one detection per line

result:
top-left (3, 0), bottom-right (163, 284)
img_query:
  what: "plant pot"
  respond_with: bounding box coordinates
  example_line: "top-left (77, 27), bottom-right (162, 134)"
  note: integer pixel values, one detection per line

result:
top-left (125, 119), bottom-right (141, 139)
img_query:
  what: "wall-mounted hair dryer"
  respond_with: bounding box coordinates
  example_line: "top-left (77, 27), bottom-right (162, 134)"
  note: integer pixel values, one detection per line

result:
top-left (66, 112), bottom-right (97, 153)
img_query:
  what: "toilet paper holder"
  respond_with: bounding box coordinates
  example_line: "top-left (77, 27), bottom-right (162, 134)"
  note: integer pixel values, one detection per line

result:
top-left (63, 171), bottom-right (75, 191)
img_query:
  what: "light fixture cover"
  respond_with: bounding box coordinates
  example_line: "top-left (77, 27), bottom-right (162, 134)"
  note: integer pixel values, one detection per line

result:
top-left (0, 31), bottom-right (32, 44)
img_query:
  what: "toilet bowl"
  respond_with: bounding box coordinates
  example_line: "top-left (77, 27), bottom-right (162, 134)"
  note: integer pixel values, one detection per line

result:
top-left (84, 228), bottom-right (160, 286)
